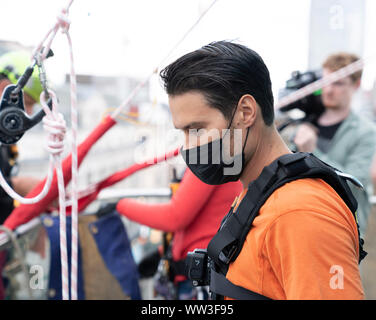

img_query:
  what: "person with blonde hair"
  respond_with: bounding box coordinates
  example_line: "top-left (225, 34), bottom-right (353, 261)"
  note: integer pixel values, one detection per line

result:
top-left (294, 52), bottom-right (376, 237)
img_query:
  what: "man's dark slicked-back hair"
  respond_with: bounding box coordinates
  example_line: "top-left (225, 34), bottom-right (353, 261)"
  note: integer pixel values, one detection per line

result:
top-left (160, 41), bottom-right (274, 126)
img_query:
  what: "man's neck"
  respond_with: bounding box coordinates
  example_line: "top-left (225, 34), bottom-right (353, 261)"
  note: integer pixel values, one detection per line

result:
top-left (318, 106), bottom-right (351, 126)
top-left (240, 127), bottom-right (291, 188)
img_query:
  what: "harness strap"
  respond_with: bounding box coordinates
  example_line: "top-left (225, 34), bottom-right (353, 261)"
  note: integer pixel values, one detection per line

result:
top-left (207, 152), bottom-right (367, 300)
top-left (210, 269), bottom-right (270, 300)
top-left (208, 153), bottom-right (307, 265)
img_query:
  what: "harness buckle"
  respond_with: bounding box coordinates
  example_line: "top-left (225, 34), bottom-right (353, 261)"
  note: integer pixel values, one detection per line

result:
top-left (218, 243), bottom-right (238, 265)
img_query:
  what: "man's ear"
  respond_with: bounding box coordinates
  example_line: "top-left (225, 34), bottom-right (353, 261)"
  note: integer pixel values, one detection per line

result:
top-left (235, 94), bottom-right (258, 128)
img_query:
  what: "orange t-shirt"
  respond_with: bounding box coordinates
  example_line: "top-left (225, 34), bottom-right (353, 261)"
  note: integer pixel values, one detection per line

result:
top-left (225, 178), bottom-right (364, 300)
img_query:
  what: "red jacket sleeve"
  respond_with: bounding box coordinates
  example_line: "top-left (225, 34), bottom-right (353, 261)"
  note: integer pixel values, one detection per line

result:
top-left (116, 169), bottom-right (216, 232)
top-left (3, 116), bottom-right (116, 230)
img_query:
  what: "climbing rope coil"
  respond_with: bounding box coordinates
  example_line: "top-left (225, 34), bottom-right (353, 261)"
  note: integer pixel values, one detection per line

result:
top-left (0, 0), bottom-right (374, 300)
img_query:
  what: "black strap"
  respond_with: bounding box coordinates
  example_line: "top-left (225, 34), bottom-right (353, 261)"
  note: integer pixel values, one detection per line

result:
top-left (207, 152), bottom-right (367, 300)
top-left (208, 152), bottom-right (366, 266)
top-left (210, 269), bottom-right (271, 300)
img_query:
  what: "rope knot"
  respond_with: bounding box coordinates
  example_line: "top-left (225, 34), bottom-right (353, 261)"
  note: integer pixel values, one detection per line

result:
top-left (57, 9), bottom-right (71, 33)
top-left (43, 113), bottom-right (66, 156)
top-left (40, 91), bottom-right (67, 157)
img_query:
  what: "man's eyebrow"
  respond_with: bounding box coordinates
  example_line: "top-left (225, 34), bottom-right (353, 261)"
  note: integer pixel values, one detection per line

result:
top-left (179, 121), bottom-right (207, 131)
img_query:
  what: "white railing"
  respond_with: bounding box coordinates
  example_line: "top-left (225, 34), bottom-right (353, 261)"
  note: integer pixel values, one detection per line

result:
top-left (1, 189), bottom-right (374, 250)
top-left (0, 188), bottom-right (171, 250)
top-left (98, 187), bottom-right (172, 201)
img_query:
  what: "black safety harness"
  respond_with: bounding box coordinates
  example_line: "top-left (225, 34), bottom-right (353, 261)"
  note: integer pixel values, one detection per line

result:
top-left (206, 152), bottom-right (367, 300)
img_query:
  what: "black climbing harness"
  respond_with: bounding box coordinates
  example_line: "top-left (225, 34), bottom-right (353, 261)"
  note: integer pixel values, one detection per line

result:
top-left (186, 152), bottom-right (367, 300)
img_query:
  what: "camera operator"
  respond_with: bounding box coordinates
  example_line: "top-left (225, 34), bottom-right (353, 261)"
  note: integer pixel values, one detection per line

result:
top-left (293, 52), bottom-right (376, 238)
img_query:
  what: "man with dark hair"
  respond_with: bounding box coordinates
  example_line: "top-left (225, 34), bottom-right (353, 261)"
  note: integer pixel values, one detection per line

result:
top-left (293, 52), bottom-right (376, 238)
top-left (160, 41), bottom-right (364, 299)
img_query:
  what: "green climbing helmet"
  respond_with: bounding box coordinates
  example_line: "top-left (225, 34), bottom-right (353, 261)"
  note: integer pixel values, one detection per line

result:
top-left (0, 50), bottom-right (43, 103)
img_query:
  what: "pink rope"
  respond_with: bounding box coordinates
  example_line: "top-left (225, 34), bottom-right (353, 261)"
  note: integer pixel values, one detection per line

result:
top-left (34, 0), bottom-right (77, 300)
top-left (111, 0), bottom-right (219, 119)
top-left (65, 31), bottom-right (79, 301)
top-left (0, 9), bottom-right (73, 205)
top-left (275, 59), bottom-right (365, 109)
top-left (40, 90), bottom-right (69, 300)
top-left (0, 158), bottom-right (55, 204)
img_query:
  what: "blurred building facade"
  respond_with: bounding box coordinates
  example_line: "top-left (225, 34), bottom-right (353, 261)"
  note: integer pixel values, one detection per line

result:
top-left (308, 0), bottom-right (366, 69)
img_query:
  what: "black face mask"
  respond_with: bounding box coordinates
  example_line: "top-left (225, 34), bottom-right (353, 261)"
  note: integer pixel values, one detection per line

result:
top-left (181, 124), bottom-right (250, 186)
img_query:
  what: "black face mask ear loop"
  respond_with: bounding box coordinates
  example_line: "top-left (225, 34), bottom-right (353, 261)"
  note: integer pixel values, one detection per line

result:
top-left (225, 103), bottom-right (250, 155)
top-left (243, 126), bottom-right (250, 150)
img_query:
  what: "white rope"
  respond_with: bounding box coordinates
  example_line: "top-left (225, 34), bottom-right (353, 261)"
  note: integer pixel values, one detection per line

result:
top-left (275, 56), bottom-right (376, 110)
top-left (0, 91), bottom-right (66, 206)
top-left (29, 0), bottom-right (76, 300)
top-left (111, 0), bottom-right (220, 119)
top-left (40, 90), bottom-right (69, 300)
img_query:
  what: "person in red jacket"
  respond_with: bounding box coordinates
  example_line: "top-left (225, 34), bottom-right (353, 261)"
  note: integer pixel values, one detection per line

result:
top-left (116, 167), bottom-right (242, 299)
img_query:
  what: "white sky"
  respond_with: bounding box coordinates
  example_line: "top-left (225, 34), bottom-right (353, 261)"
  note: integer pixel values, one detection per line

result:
top-left (0, 0), bottom-right (375, 98)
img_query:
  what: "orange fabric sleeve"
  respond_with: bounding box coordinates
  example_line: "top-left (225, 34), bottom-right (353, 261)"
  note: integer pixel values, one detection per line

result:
top-left (225, 178), bottom-right (364, 300)
top-left (116, 169), bottom-right (216, 232)
top-left (264, 211), bottom-right (364, 300)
